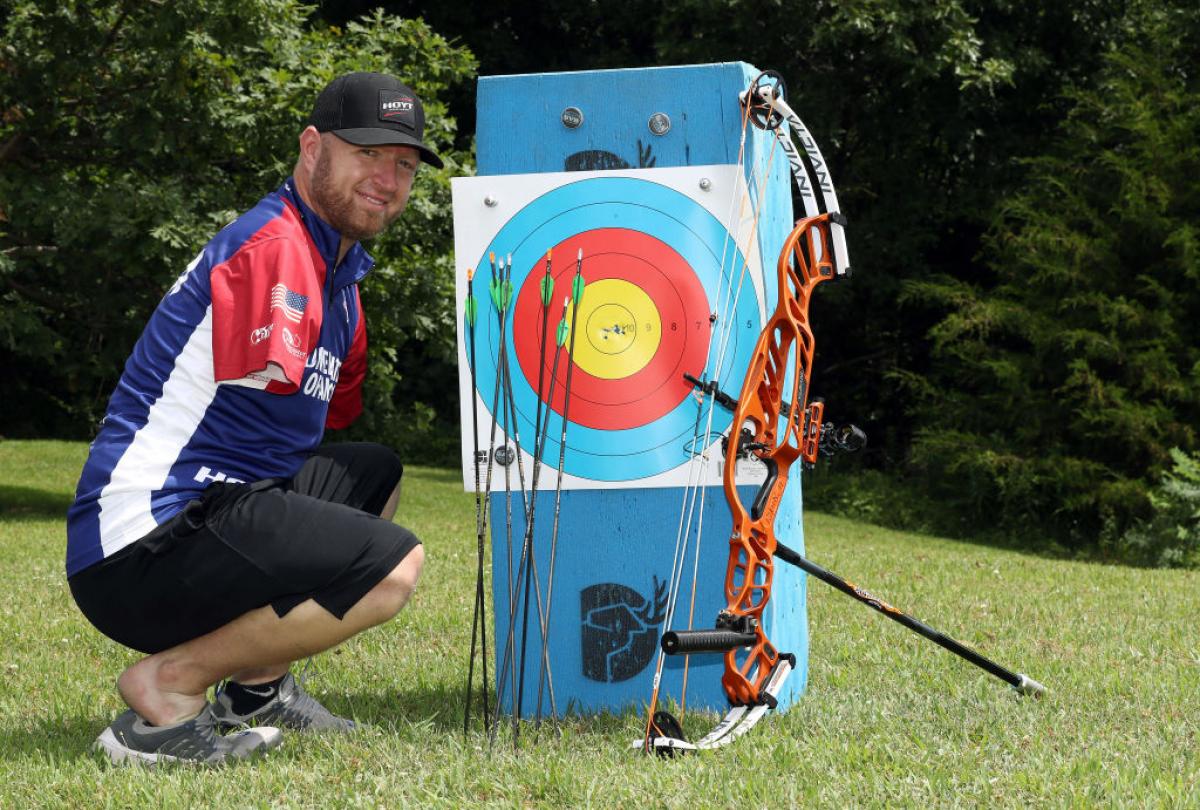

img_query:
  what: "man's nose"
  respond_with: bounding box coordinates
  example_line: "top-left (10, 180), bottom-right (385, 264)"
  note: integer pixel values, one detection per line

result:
top-left (373, 164), bottom-right (400, 193)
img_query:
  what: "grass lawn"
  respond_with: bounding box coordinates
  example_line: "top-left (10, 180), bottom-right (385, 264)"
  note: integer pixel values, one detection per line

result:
top-left (0, 438), bottom-right (1197, 807)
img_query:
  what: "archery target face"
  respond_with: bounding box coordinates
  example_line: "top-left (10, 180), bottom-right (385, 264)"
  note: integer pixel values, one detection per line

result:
top-left (453, 166), bottom-right (768, 489)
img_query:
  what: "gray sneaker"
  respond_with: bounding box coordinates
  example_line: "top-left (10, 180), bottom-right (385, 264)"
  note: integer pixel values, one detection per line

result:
top-left (95, 704), bottom-right (282, 766)
top-left (212, 672), bottom-right (356, 733)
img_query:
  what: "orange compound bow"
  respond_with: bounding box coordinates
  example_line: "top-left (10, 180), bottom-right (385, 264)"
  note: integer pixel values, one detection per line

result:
top-left (714, 211), bottom-right (842, 707)
top-left (641, 212), bottom-right (846, 754)
top-left (638, 73), bottom-right (1042, 756)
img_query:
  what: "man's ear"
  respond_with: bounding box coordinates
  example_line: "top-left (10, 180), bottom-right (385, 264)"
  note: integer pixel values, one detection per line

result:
top-left (297, 126), bottom-right (323, 173)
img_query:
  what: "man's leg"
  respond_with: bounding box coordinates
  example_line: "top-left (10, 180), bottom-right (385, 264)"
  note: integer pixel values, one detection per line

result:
top-left (218, 472), bottom-right (402, 693)
top-left (117, 545), bottom-right (423, 726)
top-left (215, 443), bottom-right (406, 705)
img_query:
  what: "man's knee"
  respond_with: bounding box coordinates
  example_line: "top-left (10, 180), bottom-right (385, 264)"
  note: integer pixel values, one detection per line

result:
top-left (372, 545), bottom-right (424, 617)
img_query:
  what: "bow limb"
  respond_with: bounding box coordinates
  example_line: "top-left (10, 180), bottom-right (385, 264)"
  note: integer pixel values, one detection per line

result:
top-left (744, 72), bottom-right (852, 278)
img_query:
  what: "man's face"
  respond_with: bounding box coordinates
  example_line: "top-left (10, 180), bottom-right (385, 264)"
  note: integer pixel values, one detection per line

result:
top-left (307, 134), bottom-right (420, 241)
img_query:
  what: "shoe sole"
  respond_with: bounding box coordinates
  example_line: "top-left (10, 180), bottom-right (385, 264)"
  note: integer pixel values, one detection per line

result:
top-left (95, 726), bottom-right (284, 766)
top-left (214, 718), bottom-right (356, 734)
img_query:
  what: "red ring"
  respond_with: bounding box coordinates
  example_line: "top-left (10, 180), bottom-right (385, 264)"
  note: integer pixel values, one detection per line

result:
top-left (512, 228), bottom-right (711, 430)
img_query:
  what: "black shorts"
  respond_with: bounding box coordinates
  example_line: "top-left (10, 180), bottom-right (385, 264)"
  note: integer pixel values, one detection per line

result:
top-left (69, 442), bottom-right (420, 655)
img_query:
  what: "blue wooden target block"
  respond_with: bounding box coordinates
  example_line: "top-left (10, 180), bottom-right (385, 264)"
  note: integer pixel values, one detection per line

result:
top-left (472, 62), bottom-right (808, 715)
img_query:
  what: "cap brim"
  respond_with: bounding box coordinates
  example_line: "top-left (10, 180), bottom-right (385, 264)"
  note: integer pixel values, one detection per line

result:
top-left (332, 127), bottom-right (445, 169)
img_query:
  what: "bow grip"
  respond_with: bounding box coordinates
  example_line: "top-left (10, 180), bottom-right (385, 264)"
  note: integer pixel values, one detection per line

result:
top-left (661, 628), bottom-right (757, 655)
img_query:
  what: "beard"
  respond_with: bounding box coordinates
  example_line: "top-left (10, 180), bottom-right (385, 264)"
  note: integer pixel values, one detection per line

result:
top-left (308, 147), bottom-right (403, 242)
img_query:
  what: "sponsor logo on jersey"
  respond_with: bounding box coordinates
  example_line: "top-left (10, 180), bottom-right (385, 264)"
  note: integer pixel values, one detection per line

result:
top-left (166, 251), bottom-right (205, 297)
top-left (282, 326), bottom-right (306, 358)
top-left (302, 346), bottom-right (344, 403)
top-left (250, 323), bottom-right (274, 345)
top-left (193, 466), bottom-right (246, 486)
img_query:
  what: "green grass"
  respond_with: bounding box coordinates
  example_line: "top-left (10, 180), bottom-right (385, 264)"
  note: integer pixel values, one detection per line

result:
top-left (0, 439), bottom-right (1197, 807)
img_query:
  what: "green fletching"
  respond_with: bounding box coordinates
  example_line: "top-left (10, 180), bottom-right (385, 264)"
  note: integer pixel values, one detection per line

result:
top-left (464, 296), bottom-right (477, 326)
top-left (540, 273), bottom-right (554, 306)
top-left (572, 273), bottom-right (586, 302)
top-left (501, 279), bottom-right (514, 310)
top-left (489, 280), bottom-right (502, 311)
top-left (556, 317), bottom-right (570, 347)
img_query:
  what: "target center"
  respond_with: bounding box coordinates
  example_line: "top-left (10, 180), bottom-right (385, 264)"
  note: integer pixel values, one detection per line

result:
top-left (568, 277), bottom-right (661, 380)
top-left (587, 303), bottom-right (637, 355)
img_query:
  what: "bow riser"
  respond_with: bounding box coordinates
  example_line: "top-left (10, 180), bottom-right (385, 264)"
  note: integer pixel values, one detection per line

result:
top-left (718, 212), bottom-right (839, 706)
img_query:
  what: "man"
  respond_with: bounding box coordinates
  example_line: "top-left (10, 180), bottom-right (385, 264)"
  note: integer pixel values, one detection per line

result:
top-left (65, 72), bottom-right (441, 765)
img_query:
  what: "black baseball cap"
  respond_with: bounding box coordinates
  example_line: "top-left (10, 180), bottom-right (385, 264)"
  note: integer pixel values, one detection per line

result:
top-left (308, 72), bottom-right (444, 169)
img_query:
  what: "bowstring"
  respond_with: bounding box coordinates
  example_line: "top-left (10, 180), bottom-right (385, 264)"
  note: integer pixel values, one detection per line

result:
top-left (677, 90), bottom-right (784, 713)
top-left (641, 90), bottom-right (753, 744)
top-left (643, 74), bottom-right (782, 741)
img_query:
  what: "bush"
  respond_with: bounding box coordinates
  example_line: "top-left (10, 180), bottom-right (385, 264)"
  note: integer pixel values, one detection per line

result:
top-left (898, 4), bottom-right (1200, 558)
top-left (0, 1), bottom-right (476, 450)
top-left (1102, 448), bottom-right (1200, 567)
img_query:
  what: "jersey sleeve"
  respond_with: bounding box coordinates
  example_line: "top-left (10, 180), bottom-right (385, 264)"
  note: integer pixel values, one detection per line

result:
top-left (209, 236), bottom-right (323, 393)
top-left (326, 286), bottom-right (367, 429)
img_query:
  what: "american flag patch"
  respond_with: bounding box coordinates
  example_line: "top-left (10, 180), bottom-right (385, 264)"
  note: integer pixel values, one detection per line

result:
top-left (270, 283), bottom-right (308, 323)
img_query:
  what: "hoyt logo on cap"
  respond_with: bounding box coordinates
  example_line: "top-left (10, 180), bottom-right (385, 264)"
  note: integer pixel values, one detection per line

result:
top-left (308, 72), bottom-right (443, 169)
top-left (379, 90), bottom-right (416, 129)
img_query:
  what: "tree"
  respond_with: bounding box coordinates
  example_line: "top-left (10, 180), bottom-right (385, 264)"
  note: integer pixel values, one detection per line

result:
top-left (333, 0), bottom-right (1135, 467)
top-left (0, 0), bottom-right (476, 460)
top-left (902, 2), bottom-right (1200, 552)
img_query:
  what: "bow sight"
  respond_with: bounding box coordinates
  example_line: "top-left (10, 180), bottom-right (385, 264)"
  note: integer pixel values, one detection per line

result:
top-left (684, 373), bottom-right (866, 468)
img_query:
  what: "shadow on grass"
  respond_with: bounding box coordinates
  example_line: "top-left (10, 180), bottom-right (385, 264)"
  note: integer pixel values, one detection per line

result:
top-left (0, 683), bottom-right (476, 763)
top-left (0, 713), bottom-right (111, 761)
top-left (0, 686), bottom-right (646, 763)
top-left (332, 681), bottom-right (470, 732)
top-left (0, 484), bottom-right (72, 520)
top-left (329, 681), bottom-right (644, 741)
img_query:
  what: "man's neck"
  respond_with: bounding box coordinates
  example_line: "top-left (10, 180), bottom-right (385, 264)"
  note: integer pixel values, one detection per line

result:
top-left (292, 174), bottom-right (354, 265)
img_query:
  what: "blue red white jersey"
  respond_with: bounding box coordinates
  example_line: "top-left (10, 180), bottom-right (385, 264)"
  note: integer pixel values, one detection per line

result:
top-left (66, 180), bottom-right (371, 576)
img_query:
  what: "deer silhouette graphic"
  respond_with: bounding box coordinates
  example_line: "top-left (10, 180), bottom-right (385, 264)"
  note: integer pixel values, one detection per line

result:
top-left (580, 576), bottom-right (669, 683)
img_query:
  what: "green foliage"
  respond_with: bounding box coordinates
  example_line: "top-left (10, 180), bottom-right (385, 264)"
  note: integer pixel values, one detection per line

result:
top-left (642, 0), bottom-right (1139, 464)
top-left (0, 1), bottom-right (476, 452)
top-left (1103, 448), bottom-right (1200, 567)
top-left (901, 2), bottom-right (1200, 558)
top-left (803, 463), bottom-right (926, 532)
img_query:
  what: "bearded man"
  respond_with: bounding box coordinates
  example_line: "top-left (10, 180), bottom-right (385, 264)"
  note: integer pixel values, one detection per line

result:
top-left (65, 73), bottom-right (437, 765)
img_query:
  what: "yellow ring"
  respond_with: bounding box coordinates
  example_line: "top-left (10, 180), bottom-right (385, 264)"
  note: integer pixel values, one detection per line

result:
top-left (569, 279), bottom-right (661, 379)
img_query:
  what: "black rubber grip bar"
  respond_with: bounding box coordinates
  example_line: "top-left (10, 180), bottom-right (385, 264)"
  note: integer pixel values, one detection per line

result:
top-left (661, 628), bottom-right (757, 655)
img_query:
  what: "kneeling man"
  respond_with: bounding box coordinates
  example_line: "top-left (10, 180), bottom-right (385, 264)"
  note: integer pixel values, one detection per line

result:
top-left (66, 72), bottom-right (441, 764)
